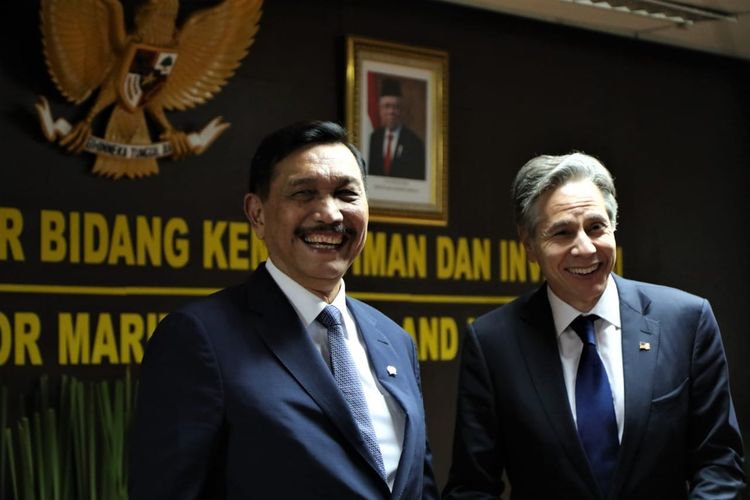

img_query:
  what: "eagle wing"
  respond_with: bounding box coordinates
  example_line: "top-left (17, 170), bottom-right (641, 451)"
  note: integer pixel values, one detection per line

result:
top-left (40, 0), bottom-right (119, 104)
top-left (158, 0), bottom-right (263, 111)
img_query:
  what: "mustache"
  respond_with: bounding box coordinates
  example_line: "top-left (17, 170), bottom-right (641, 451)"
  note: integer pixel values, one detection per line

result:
top-left (294, 223), bottom-right (356, 238)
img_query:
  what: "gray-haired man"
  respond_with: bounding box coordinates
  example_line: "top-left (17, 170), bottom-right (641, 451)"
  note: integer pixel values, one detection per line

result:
top-left (444, 152), bottom-right (745, 499)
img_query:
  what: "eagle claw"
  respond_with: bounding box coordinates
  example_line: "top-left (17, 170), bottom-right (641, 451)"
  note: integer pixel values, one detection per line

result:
top-left (161, 129), bottom-right (192, 159)
top-left (59, 121), bottom-right (92, 154)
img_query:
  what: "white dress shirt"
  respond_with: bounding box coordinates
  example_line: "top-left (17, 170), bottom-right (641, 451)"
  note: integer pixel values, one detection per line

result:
top-left (265, 259), bottom-right (404, 489)
top-left (548, 274), bottom-right (625, 441)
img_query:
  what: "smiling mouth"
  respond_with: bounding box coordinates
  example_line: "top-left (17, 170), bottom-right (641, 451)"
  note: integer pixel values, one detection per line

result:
top-left (303, 232), bottom-right (344, 249)
top-left (568, 263), bottom-right (600, 275)
top-left (297, 225), bottom-right (351, 250)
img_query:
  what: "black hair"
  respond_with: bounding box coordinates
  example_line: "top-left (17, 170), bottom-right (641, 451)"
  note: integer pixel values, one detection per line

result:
top-left (248, 120), bottom-right (366, 199)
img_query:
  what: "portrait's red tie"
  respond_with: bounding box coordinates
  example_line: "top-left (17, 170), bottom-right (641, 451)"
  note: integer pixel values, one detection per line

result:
top-left (383, 132), bottom-right (393, 175)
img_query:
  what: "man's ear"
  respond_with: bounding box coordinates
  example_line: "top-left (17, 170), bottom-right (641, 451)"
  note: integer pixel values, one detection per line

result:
top-left (244, 193), bottom-right (265, 239)
top-left (519, 227), bottom-right (538, 264)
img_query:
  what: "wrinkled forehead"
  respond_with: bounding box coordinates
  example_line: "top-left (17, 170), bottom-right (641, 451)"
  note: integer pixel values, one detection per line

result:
top-left (273, 143), bottom-right (363, 183)
top-left (541, 178), bottom-right (606, 209)
top-left (528, 179), bottom-right (608, 232)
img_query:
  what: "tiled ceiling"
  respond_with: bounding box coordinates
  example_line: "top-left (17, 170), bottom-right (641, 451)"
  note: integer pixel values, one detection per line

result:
top-left (436, 0), bottom-right (750, 60)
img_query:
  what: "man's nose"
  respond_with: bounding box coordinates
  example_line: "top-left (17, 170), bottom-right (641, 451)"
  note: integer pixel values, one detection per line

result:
top-left (314, 196), bottom-right (344, 223)
top-left (571, 230), bottom-right (596, 255)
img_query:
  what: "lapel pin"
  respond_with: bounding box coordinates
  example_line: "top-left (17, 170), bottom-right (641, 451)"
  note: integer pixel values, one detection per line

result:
top-left (386, 365), bottom-right (397, 376)
top-left (639, 341), bottom-right (651, 351)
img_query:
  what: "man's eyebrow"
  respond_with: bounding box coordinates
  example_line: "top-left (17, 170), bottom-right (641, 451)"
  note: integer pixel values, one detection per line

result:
top-left (584, 213), bottom-right (609, 224)
top-left (286, 175), bottom-right (360, 187)
top-left (544, 218), bottom-right (573, 232)
top-left (285, 177), bottom-right (316, 188)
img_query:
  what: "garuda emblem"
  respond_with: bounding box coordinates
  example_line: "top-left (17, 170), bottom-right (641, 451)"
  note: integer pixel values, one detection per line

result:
top-left (36, 0), bottom-right (263, 179)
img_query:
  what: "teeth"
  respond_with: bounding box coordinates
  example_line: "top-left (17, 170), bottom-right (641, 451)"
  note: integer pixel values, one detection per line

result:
top-left (303, 233), bottom-right (343, 246)
top-left (569, 264), bottom-right (598, 275)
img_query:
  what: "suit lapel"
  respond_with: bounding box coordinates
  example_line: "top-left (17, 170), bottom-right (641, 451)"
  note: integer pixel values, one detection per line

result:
top-left (609, 276), bottom-right (660, 498)
top-left (347, 298), bottom-right (414, 498)
top-left (348, 299), bottom-right (411, 408)
top-left (518, 286), bottom-right (600, 493)
top-left (244, 266), bottom-right (384, 481)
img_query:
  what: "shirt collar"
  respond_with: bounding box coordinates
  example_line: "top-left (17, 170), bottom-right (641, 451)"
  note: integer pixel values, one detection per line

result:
top-left (547, 274), bottom-right (621, 337)
top-left (265, 258), bottom-right (347, 328)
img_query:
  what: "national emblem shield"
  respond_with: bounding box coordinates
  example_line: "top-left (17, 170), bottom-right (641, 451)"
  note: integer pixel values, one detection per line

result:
top-left (118, 44), bottom-right (178, 112)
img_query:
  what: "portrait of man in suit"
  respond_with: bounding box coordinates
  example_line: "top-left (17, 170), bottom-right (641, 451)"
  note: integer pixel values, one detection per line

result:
top-left (443, 152), bottom-right (745, 499)
top-left (368, 78), bottom-right (426, 180)
top-left (129, 120), bottom-right (437, 499)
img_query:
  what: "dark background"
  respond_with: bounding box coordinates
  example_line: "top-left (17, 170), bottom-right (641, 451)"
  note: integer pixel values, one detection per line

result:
top-left (1, 0), bottom-right (748, 490)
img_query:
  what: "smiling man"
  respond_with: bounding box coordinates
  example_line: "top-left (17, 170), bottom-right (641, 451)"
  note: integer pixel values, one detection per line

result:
top-left (443, 152), bottom-right (745, 499)
top-left (129, 121), bottom-right (437, 499)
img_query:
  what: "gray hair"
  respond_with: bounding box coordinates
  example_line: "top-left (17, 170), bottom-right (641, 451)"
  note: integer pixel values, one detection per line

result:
top-left (512, 152), bottom-right (618, 236)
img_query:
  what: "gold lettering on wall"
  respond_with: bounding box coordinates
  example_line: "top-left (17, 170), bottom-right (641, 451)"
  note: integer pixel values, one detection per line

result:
top-left (0, 312), bottom-right (43, 366)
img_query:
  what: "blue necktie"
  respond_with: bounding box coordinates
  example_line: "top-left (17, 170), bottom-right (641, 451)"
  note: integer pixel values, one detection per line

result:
top-left (317, 305), bottom-right (386, 479)
top-left (571, 314), bottom-right (619, 495)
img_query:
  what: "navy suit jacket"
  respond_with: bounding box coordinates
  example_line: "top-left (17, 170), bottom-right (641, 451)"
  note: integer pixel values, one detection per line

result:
top-left (130, 264), bottom-right (437, 499)
top-left (368, 126), bottom-right (425, 180)
top-left (444, 275), bottom-right (745, 499)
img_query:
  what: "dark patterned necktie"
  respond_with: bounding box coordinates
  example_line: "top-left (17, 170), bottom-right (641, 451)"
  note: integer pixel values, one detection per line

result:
top-left (317, 305), bottom-right (386, 479)
top-left (571, 314), bottom-right (619, 495)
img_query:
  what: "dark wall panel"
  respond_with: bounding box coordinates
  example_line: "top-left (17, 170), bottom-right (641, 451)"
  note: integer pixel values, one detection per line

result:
top-left (1, 0), bottom-right (748, 490)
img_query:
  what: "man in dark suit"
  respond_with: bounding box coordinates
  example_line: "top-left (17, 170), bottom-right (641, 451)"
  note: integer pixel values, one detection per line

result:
top-left (129, 121), bottom-right (437, 499)
top-left (444, 152), bottom-right (745, 499)
top-left (368, 78), bottom-right (425, 180)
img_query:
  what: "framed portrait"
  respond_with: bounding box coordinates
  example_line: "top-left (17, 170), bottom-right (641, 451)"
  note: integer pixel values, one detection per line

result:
top-left (346, 36), bottom-right (449, 226)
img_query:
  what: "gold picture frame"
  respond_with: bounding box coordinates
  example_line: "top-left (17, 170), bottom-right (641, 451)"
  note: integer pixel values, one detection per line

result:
top-left (346, 36), bottom-right (449, 226)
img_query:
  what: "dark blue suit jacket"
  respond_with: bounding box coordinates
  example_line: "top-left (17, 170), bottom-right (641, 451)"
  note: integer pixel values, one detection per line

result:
top-left (368, 126), bottom-right (425, 180)
top-left (130, 264), bottom-right (437, 499)
top-left (444, 275), bottom-right (745, 499)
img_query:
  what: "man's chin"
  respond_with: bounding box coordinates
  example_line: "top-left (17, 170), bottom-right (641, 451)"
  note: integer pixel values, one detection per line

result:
top-left (302, 260), bottom-right (351, 280)
top-left (295, 266), bottom-right (351, 297)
